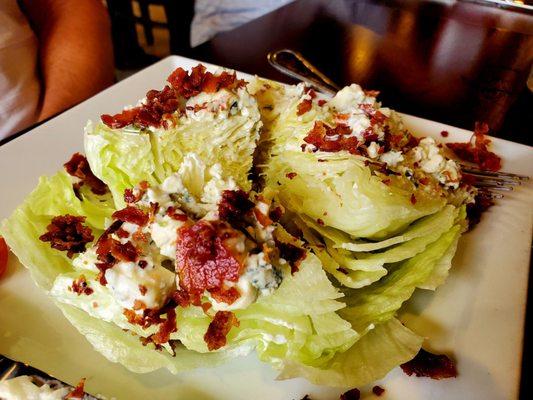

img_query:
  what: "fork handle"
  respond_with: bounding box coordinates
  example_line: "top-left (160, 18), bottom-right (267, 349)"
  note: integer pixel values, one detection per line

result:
top-left (267, 49), bottom-right (340, 95)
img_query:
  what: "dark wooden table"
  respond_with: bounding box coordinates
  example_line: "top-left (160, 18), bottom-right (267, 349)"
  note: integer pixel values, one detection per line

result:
top-left (193, 0), bottom-right (532, 146)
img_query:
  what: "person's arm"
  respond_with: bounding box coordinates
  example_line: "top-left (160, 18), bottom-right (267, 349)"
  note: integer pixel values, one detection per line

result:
top-left (21, 0), bottom-right (115, 121)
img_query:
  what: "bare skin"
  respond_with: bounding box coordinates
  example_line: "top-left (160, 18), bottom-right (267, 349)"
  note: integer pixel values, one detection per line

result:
top-left (21, 0), bottom-right (115, 121)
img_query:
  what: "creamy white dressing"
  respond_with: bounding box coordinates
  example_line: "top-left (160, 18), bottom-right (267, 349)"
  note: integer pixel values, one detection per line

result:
top-left (105, 259), bottom-right (176, 310)
top-left (72, 247), bottom-right (99, 273)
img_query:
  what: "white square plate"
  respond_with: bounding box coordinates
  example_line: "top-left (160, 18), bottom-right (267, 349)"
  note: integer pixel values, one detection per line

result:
top-left (1, 56), bottom-right (532, 400)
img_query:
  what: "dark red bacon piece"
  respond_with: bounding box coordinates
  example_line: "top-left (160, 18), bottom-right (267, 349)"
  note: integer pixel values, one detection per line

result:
top-left (372, 386), bottom-right (385, 396)
top-left (286, 172), bottom-right (297, 180)
top-left (447, 122), bottom-right (501, 172)
top-left (112, 206), bottom-right (149, 226)
top-left (39, 215), bottom-right (94, 258)
top-left (71, 275), bottom-right (94, 296)
top-left (303, 121), bottom-right (361, 155)
top-left (176, 221), bottom-right (244, 306)
top-left (96, 236), bottom-right (138, 263)
top-left (218, 190), bottom-right (254, 226)
top-left (401, 348), bottom-right (457, 379)
top-left (297, 98), bottom-right (313, 116)
top-left (340, 388), bottom-right (360, 400)
top-left (64, 153), bottom-right (108, 195)
top-left (65, 378), bottom-right (86, 399)
top-left (466, 193), bottom-right (494, 230)
top-left (269, 206), bottom-right (284, 222)
top-left (150, 307), bottom-right (177, 345)
top-left (274, 238), bottom-right (306, 274)
top-left (166, 206), bottom-right (189, 221)
top-left (204, 311), bottom-right (239, 351)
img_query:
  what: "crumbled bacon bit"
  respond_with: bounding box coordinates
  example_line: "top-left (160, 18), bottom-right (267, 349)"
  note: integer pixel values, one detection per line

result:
top-left (133, 299), bottom-right (147, 311)
top-left (204, 311), bottom-right (239, 351)
top-left (317, 218), bottom-right (325, 226)
top-left (275, 239), bottom-right (306, 274)
top-left (65, 378), bottom-right (86, 399)
top-left (39, 215), bottom-right (94, 258)
top-left (102, 84), bottom-right (180, 129)
top-left (372, 386), bottom-right (385, 396)
top-left (447, 122), bottom-right (501, 171)
top-left (138, 284), bottom-right (148, 296)
top-left (401, 348), bottom-right (457, 379)
top-left (303, 121), bottom-right (361, 155)
top-left (218, 190), bottom-right (254, 225)
top-left (172, 289), bottom-right (191, 308)
top-left (466, 193), bottom-right (494, 230)
top-left (382, 178), bottom-right (391, 185)
top-left (176, 221), bottom-right (244, 306)
top-left (150, 307), bottom-right (177, 345)
top-left (166, 206), bottom-right (188, 221)
top-left (440, 130), bottom-right (449, 138)
top-left (71, 275), bottom-right (93, 296)
top-left (297, 98), bottom-right (313, 116)
top-left (138, 260), bottom-right (148, 269)
top-left (95, 263), bottom-right (111, 285)
top-left (124, 187), bottom-right (145, 204)
top-left (305, 88), bottom-right (317, 98)
top-left (253, 207), bottom-right (273, 228)
top-left (410, 194), bottom-right (417, 205)
top-left (340, 388), bottom-right (360, 400)
top-left (64, 153), bottom-right (108, 195)
top-left (97, 236), bottom-right (138, 263)
top-left (210, 286), bottom-right (241, 305)
top-left (93, 220), bottom-right (141, 285)
top-left (115, 228), bottom-right (130, 239)
top-left (201, 302), bottom-right (212, 313)
top-left (269, 206), bottom-right (284, 222)
top-left (112, 206), bottom-right (149, 226)
top-left (418, 177), bottom-right (430, 185)
top-left (286, 172), bottom-right (297, 180)
top-left (318, 99), bottom-right (327, 106)
top-left (167, 64), bottom-right (246, 99)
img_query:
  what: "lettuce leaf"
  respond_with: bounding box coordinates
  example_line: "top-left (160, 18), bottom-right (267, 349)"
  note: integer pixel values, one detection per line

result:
top-left (340, 224), bottom-right (463, 336)
top-left (57, 303), bottom-right (242, 374)
top-left (266, 152), bottom-right (446, 239)
top-left (276, 318), bottom-right (423, 387)
top-left (0, 171), bottom-right (113, 290)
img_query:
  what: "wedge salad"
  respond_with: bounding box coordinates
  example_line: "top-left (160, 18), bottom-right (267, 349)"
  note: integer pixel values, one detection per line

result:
top-left (0, 64), bottom-right (492, 389)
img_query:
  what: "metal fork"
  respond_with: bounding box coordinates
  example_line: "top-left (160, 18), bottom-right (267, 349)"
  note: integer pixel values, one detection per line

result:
top-left (267, 49), bottom-right (530, 198)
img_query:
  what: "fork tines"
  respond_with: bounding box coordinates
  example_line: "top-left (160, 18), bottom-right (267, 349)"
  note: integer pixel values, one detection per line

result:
top-left (460, 164), bottom-right (530, 181)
